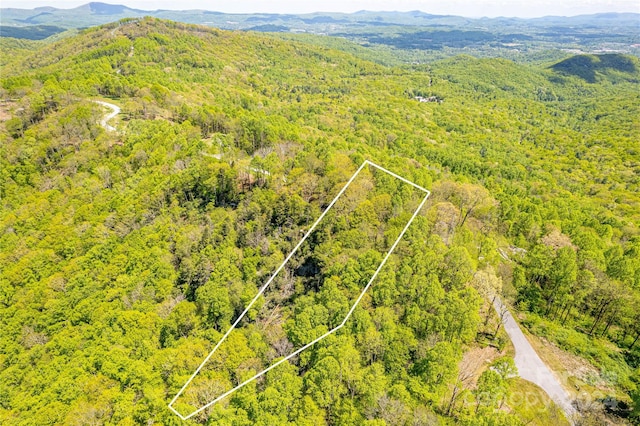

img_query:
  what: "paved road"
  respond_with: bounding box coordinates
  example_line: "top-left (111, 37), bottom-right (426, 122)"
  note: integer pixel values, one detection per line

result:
top-left (493, 296), bottom-right (576, 422)
top-left (94, 100), bottom-right (120, 131)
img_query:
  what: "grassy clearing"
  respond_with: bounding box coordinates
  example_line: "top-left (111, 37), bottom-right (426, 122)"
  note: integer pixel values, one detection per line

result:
top-left (505, 378), bottom-right (571, 426)
top-left (521, 313), bottom-right (633, 400)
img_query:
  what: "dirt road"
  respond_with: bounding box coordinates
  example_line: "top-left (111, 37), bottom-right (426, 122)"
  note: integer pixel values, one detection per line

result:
top-left (94, 100), bottom-right (120, 131)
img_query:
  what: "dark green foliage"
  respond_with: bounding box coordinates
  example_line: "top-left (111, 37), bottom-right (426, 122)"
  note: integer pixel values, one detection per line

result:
top-left (0, 17), bottom-right (638, 425)
top-left (365, 30), bottom-right (497, 50)
top-left (551, 54), bottom-right (640, 83)
top-left (0, 25), bottom-right (66, 40)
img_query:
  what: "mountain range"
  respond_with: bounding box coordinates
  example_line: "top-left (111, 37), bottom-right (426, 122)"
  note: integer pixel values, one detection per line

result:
top-left (1, 1), bottom-right (639, 62)
top-left (1, 10), bottom-right (640, 425)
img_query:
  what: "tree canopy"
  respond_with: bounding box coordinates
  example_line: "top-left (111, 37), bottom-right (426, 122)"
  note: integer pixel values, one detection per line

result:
top-left (1, 17), bottom-right (639, 425)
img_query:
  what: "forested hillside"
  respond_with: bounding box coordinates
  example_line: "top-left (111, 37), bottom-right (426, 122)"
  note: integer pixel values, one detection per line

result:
top-left (3, 4), bottom-right (638, 61)
top-left (0, 18), bottom-right (639, 425)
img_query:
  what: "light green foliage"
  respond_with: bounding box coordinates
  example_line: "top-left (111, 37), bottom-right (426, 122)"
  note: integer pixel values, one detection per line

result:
top-left (0, 16), bottom-right (638, 425)
top-left (491, 356), bottom-right (517, 380)
top-left (474, 369), bottom-right (506, 414)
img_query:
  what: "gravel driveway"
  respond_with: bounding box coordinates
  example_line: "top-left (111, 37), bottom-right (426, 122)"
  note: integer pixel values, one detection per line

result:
top-left (493, 296), bottom-right (576, 422)
top-left (94, 100), bottom-right (120, 132)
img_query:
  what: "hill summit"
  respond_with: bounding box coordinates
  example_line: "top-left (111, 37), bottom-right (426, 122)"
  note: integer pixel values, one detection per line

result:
top-left (0, 17), bottom-right (639, 426)
top-left (551, 53), bottom-right (640, 83)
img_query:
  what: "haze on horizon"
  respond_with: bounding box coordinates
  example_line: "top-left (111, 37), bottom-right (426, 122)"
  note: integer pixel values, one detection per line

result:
top-left (2, 0), bottom-right (639, 19)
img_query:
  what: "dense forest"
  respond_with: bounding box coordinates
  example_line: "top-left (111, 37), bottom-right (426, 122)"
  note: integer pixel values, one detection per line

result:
top-left (3, 4), bottom-right (638, 61)
top-left (0, 18), bottom-right (639, 425)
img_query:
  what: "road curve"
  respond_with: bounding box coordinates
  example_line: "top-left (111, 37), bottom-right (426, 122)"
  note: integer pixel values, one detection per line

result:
top-left (493, 296), bottom-right (576, 422)
top-left (94, 100), bottom-right (120, 132)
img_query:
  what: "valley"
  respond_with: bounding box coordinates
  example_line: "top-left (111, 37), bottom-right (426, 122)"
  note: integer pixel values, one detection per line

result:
top-left (0, 11), bottom-right (639, 426)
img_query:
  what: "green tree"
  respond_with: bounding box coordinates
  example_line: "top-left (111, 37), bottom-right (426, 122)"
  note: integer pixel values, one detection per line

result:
top-left (474, 369), bottom-right (506, 414)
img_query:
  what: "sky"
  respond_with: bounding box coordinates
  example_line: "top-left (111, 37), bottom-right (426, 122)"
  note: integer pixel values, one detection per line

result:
top-left (2, 0), bottom-right (639, 18)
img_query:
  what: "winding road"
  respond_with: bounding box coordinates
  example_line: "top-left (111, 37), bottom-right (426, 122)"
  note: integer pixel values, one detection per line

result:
top-left (88, 97), bottom-right (574, 420)
top-left (493, 296), bottom-right (576, 422)
top-left (94, 100), bottom-right (120, 132)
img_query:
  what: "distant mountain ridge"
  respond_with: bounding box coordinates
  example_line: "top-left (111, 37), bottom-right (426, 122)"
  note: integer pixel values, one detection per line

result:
top-left (1, 2), bottom-right (638, 62)
top-left (2, 2), bottom-right (638, 31)
top-left (84, 2), bottom-right (144, 15)
top-left (1, 17), bottom-right (639, 425)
